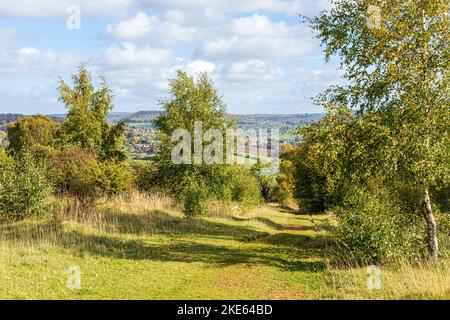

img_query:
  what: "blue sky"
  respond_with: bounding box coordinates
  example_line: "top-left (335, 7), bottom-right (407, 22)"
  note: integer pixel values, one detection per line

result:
top-left (0, 0), bottom-right (342, 115)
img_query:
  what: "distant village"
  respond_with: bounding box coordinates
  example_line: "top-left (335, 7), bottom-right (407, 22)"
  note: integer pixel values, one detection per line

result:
top-left (0, 112), bottom-right (323, 160)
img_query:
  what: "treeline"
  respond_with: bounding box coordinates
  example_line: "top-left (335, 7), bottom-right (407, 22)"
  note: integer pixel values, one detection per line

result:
top-left (0, 66), bottom-right (269, 221)
top-left (0, 66), bottom-right (132, 218)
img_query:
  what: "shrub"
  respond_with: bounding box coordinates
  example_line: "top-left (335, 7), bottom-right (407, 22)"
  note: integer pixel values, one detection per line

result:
top-left (183, 179), bottom-right (210, 217)
top-left (48, 146), bottom-right (103, 200)
top-left (6, 115), bottom-right (59, 155)
top-left (0, 152), bottom-right (52, 220)
top-left (435, 209), bottom-right (450, 258)
top-left (0, 148), bottom-right (12, 165)
top-left (99, 160), bottom-right (133, 196)
top-left (131, 161), bottom-right (160, 192)
top-left (274, 180), bottom-right (295, 207)
top-left (47, 146), bottom-right (131, 200)
top-left (331, 183), bottom-right (425, 265)
top-left (231, 167), bottom-right (261, 212)
top-left (432, 183), bottom-right (450, 213)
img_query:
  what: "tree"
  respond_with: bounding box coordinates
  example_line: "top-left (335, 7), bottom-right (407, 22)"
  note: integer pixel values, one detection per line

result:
top-left (307, 0), bottom-right (450, 260)
top-left (0, 151), bottom-right (52, 220)
top-left (155, 71), bottom-right (254, 216)
top-left (6, 115), bottom-right (59, 154)
top-left (58, 65), bottom-right (126, 161)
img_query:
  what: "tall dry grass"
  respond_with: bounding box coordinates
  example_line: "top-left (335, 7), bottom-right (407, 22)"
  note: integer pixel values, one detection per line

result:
top-left (323, 259), bottom-right (450, 299)
top-left (0, 191), bottom-right (181, 245)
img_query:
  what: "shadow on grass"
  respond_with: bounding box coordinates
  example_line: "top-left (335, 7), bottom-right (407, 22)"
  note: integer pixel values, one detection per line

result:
top-left (101, 210), bottom-right (273, 242)
top-left (228, 216), bottom-right (285, 230)
top-left (0, 210), bottom-right (328, 272)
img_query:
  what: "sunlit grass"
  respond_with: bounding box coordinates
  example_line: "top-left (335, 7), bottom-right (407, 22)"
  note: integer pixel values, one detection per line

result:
top-left (0, 194), bottom-right (448, 299)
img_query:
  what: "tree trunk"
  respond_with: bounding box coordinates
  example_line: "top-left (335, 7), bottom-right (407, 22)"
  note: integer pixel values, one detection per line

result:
top-left (421, 188), bottom-right (438, 261)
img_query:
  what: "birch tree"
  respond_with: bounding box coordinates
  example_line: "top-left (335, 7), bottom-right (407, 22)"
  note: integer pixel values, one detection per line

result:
top-left (307, 0), bottom-right (450, 260)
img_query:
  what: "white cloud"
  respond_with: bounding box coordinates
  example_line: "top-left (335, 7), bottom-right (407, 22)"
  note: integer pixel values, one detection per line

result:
top-left (0, 0), bottom-right (134, 18)
top-left (197, 14), bottom-right (315, 60)
top-left (0, 1), bottom-right (337, 114)
top-left (224, 60), bottom-right (283, 81)
top-left (106, 12), bottom-right (196, 44)
top-left (186, 60), bottom-right (216, 74)
top-left (103, 42), bottom-right (172, 68)
top-left (140, 0), bottom-right (305, 16)
top-left (0, 85), bottom-right (60, 114)
top-left (198, 36), bottom-right (313, 61)
top-left (231, 14), bottom-right (291, 37)
top-left (0, 47), bottom-right (80, 75)
top-left (164, 9), bottom-right (186, 24)
top-left (0, 0), bottom-right (333, 18)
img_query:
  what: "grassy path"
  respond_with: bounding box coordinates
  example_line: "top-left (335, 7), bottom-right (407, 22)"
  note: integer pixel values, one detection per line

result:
top-left (0, 203), bottom-right (331, 299)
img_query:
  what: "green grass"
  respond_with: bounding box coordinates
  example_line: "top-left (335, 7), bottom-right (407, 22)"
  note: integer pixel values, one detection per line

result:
top-left (0, 195), bottom-right (448, 299)
top-left (0, 197), bottom-right (330, 299)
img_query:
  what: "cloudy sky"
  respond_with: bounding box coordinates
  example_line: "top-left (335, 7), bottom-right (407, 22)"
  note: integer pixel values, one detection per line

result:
top-left (0, 0), bottom-right (342, 114)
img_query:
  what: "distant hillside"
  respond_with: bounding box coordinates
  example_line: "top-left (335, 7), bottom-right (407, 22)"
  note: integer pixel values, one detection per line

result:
top-left (0, 114), bottom-right (21, 124)
top-left (121, 111), bottom-right (161, 124)
top-left (1, 111), bottom-right (324, 143)
top-left (0, 114), bottom-right (65, 131)
top-left (229, 113), bottom-right (323, 129)
top-left (109, 111), bottom-right (323, 126)
top-left (0, 114), bottom-right (21, 131)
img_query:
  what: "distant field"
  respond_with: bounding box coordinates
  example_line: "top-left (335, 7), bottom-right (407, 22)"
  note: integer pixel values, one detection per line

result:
top-left (127, 122), bottom-right (155, 129)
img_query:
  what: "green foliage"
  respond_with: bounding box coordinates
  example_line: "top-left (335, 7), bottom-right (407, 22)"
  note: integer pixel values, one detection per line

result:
top-left (251, 160), bottom-right (278, 202)
top-left (131, 161), bottom-right (162, 192)
top-left (48, 146), bottom-right (103, 200)
top-left (275, 146), bottom-right (296, 207)
top-left (0, 147), bottom-right (10, 165)
top-left (47, 146), bottom-right (131, 201)
top-left (99, 160), bottom-right (133, 196)
top-left (0, 152), bottom-right (52, 220)
top-left (301, 0), bottom-right (450, 261)
top-left (432, 183), bottom-right (450, 213)
top-left (6, 115), bottom-right (59, 154)
top-left (155, 70), bottom-right (260, 215)
top-left (58, 65), bottom-right (126, 161)
top-left (182, 179), bottom-right (210, 217)
top-left (231, 166), bottom-right (261, 211)
top-left (286, 107), bottom-right (355, 212)
top-left (332, 181), bottom-right (425, 264)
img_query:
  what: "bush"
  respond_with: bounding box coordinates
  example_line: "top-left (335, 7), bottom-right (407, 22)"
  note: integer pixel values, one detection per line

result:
top-left (47, 146), bottom-right (131, 200)
top-left (0, 152), bottom-right (52, 220)
top-left (332, 183), bottom-right (425, 265)
top-left (432, 183), bottom-right (450, 213)
top-left (435, 209), bottom-right (450, 258)
top-left (183, 179), bottom-right (210, 217)
top-left (274, 180), bottom-right (295, 207)
top-left (6, 115), bottom-right (59, 155)
top-left (167, 165), bottom-right (261, 217)
top-left (131, 161), bottom-right (160, 192)
top-left (231, 167), bottom-right (261, 212)
top-left (99, 160), bottom-right (133, 196)
top-left (48, 146), bottom-right (103, 200)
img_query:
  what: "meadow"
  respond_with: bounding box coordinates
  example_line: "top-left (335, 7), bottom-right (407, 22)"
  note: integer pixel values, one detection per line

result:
top-left (1, 193), bottom-right (448, 300)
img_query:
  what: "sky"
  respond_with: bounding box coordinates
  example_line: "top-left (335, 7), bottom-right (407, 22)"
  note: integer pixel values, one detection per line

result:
top-left (0, 0), bottom-right (343, 115)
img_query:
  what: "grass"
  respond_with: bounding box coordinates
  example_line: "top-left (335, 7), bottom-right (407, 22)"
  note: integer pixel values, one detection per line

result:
top-left (0, 193), bottom-right (448, 300)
